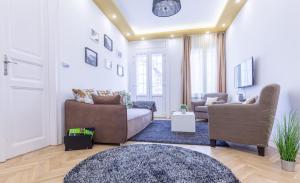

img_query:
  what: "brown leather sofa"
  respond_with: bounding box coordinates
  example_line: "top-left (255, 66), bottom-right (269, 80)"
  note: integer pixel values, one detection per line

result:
top-left (191, 93), bottom-right (228, 120)
top-left (65, 100), bottom-right (152, 144)
top-left (208, 84), bottom-right (280, 156)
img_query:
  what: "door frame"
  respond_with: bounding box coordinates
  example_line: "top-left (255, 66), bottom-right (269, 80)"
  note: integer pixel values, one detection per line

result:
top-left (131, 51), bottom-right (168, 117)
top-left (0, 0), bottom-right (6, 162)
top-left (47, 0), bottom-right (60, 146)
top-left (0, 0), bottom-right (60, 162)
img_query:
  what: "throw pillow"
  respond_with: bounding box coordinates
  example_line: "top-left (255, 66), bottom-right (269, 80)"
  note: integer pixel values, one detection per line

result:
top-left (97, 90), bottom-right (113, 96)
top-left (205, 97), bottom-right (218, 106)
top-left (92, 94), bottom-right (121, 105)
top-left (243, 96), bottom-right (258, 104)
top-left (113, 90), bottom-right (132, 108)
top-left (72, 89), bottom-right (95, 104)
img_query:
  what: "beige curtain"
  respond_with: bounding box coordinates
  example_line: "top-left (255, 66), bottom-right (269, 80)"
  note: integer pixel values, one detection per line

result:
top-left (217, 32), bottom-right (226, 93)
top-left (182, 36), bottom-right (192, 109)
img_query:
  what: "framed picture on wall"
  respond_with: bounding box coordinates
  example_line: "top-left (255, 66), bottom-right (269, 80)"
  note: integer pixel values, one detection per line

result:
top-left (90, 28), bottom-right (100, 42)
top-left (85, 47), bottom-right (98, 67)
top-left (104, 59), bottom-right (112, 70)
top-left (116, 49), bottom-right (122, 58)
top-left (117, 64), bottom-right (124, 77)
top-left (104, 34), bottom-right (113, 51)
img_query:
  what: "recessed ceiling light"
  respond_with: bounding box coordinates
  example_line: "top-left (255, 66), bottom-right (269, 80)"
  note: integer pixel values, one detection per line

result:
top-left (141, 37), bottom-right (145, 40)
top-left (206, 31), bottom-right (210, 34)
top-left (235, 0), bottom-right (241, 3)
top-left (222, 23), bottom-right (226, 27)
top-left (170, 34), bottom-right (174, 38)
top-left (126, 33), bottom-right (131, 36)
top-left (112, 14), bottom-right (117, 19)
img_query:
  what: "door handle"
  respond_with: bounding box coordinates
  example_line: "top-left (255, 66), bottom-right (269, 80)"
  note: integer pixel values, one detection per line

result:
top-left (3, 54), bottom-right (17, 76)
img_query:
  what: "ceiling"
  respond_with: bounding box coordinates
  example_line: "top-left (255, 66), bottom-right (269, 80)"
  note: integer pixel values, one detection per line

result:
top-left (93, 0), bottom-right (247, 41)
top-left (114, 0), bottom-right (228, 35)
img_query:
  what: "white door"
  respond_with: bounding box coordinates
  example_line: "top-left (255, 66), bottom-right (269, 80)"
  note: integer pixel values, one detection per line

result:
top-left (132, 53), bottom-right (167, 117)
top-left (0, 0), bottom-right (50, 161)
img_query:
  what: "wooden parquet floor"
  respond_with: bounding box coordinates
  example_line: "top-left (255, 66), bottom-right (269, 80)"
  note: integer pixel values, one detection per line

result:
top-left (0, 142), bottom-right (299, 183)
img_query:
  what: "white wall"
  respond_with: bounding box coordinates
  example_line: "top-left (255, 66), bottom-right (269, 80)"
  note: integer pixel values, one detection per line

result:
top-left (129, 38), bottom-right (183, 117)
top-left (58, 0), bottom-right (128, 142)
top-left (226, 0), bottom-right (300, 120)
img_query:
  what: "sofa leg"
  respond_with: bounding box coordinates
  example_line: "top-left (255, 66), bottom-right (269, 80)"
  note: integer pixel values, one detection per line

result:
top-left (257, 146), bottom-right (265, 156)
top-left (210, 139), bottom-right (216, 147)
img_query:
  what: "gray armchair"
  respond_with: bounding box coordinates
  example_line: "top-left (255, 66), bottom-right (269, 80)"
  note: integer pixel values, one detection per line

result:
top-left (208, 84), bottom-right (280, 156)
top-left (191, 93), bottom-right (228, 120)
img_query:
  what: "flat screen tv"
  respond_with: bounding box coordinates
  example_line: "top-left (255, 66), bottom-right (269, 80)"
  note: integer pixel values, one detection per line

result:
top-left (234, 57), bottom-right (254, 88)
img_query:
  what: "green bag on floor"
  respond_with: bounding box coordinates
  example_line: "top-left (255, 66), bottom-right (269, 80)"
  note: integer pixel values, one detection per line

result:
top-left (68, 128), bottom-right (94, 137)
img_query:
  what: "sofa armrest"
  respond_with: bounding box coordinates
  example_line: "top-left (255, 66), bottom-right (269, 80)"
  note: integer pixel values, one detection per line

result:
top-left (65, 100), bottom-right (127, 144)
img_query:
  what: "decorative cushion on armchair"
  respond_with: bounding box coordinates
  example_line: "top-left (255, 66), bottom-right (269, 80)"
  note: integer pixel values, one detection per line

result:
top-left (191, 93), bottom-right (228, 120)
top-left (205, 97), bottom-right (218, 105)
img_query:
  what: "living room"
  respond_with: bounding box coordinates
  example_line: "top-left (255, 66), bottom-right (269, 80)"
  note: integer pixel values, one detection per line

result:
top-left (0, 0), bottom-right (299, 182)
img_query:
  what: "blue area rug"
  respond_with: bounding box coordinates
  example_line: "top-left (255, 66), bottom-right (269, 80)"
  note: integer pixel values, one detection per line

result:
top-left (130, 120), bottom-right (228, 147)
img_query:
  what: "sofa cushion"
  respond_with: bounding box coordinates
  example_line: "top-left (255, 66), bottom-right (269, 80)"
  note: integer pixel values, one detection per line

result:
top-left (97, 90), bottom-right (113, 96)
top-left (195, 106), bottom-right (208, 112)
top-left (92, 95), bottom-right (121, 105)
top-left (72, 89), bottom-right (95, 104)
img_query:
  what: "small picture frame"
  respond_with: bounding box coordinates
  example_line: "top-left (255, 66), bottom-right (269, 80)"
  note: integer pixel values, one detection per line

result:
top-left (104, 34), bottom-right (113, 51)
top-left (90, 28), bottom-right (99, 42)
top-left (116, 50), bottom-right (122, 58)
top-left (104, 59), bottom-right (112, 70)
top-left (85, 47), bottom-right (98, 67)
top-left (117, 64), bottom-right (124, 77)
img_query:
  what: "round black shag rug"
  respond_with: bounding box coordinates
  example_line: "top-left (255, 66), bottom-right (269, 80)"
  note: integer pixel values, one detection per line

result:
top-left (64, 144), bottom-right (240, 183)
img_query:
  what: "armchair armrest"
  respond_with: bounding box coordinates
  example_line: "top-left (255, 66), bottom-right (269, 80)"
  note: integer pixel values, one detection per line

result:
top-left (208, 104), bottom-right (261, 126)
top-left (208, 104), bottom-right (272, 145)
top-left (65, 100), bottom-right (127, 144)
top-left (212, 100), bottom-right (226, 105)
top-left (191, 100), bottom-right (206, 111)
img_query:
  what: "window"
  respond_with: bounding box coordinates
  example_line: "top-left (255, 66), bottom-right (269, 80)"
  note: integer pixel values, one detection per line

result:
top-left (190, 34), bottom-right (218, 98)
top-left (151, 54), bottom-right (163, 96)
top-left (136, 55), bottom-right (147, 96)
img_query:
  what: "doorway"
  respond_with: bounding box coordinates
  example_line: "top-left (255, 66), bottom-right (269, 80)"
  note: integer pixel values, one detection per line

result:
top-left (131, 53), bottom-right (167, 117)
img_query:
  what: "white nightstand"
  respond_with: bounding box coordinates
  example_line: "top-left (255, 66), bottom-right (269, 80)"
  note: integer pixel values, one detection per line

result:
top-left (171, 112), bottom-right (196, 132)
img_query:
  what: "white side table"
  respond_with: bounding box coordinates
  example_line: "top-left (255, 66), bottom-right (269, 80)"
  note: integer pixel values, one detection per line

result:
top-left (171, 112), bottom-right (196, 132)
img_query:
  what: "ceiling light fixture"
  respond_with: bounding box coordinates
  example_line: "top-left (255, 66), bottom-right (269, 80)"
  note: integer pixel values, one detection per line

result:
top-left (170, 34), bottom-right (174, 38)
top-left (112, 14), bottom-right (117, 19)
top-left (152, 0), bottom-right (181, 17)
top-left (126, 33), bottom-right (131, 36)
top-left (235, 0), bottom-right (241, 3)
top-left (206, 31), bottom-right (210, 34)
top-left (222, 23), bottom-right (226, 27)
top-left (141, 37), bottom-right (145, 40)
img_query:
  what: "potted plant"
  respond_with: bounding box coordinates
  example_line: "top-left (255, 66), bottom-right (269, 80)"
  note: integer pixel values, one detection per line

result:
top-left (180, 104), bottom-right (188, 114)
top-left (274, 112), bottom-right (300, 172)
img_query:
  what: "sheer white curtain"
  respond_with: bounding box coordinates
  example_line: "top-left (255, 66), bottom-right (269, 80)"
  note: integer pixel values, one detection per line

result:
top-left (190, 33), bottom-right (218, 99)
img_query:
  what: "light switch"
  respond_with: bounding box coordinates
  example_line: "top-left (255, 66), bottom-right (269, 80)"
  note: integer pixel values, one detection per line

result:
top-left (62, 62), bottom-right (70, 68)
